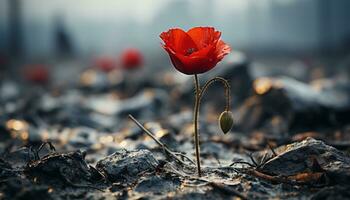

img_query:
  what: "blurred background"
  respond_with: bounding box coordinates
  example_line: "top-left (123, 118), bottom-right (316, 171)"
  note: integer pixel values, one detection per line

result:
top-left (1, 0), bottom-right (350, 76)
top-left (1, 2), bottom-right (350, 199)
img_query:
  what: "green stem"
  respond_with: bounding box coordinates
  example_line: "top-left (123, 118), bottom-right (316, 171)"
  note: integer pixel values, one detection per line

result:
top-left (193, 74), bottom-right (201, 176)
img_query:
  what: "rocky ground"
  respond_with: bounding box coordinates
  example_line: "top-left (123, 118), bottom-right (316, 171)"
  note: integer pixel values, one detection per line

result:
top-left (1, 53), bottom-right (350, 199)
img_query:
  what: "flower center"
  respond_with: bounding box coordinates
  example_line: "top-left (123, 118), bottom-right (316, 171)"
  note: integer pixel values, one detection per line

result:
top-left (185, 48), bottom-right (196, 56)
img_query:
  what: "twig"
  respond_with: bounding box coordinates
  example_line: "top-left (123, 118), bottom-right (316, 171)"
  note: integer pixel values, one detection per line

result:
top-left (258, 153), bottom-right (268, 168)
top-left (35, 142), bottom-right (56, 160)
top-left (167, 163), bottom-right (193, 178)
top-left (38, 142), bottom-right (56, 153)
top-left (173, 152), bottom-right (196, 164)
top-left (213, 166), bottom-right (240, 174)
top-left (128, 115), bottom-right (195, 166)
top-left (182, 182), bottom-right (209, 187)
top-left (248, 153), bottom-right (258, 167)
top-left (267, 142), bottom-right (277, 157)
top-left (245, 169), bottom-right (299, 185)
top-left (253, 143), bottom-right (278, 169)
top-left (229, 161), bottom-right (255, 168)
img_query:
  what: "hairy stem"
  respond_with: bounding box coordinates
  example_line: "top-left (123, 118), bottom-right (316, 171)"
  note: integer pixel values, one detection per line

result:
top-left (192, 75), bottom-right (231, 177)
top-left (193, 74), bottom-right (201, 176)
top-left (200, 77), bottom-right (231, 111)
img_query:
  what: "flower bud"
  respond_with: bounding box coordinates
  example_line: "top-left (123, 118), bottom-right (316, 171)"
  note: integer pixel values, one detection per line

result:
top-left (218, 111), bottom-right (233, 134)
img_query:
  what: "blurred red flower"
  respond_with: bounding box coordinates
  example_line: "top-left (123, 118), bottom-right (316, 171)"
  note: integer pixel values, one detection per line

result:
top-left (24, 64), bottom-right (49, 84)
top-left (94, 56), bottom-right (116, 72)
top-left (160, 27), bottom-right (231, 75)
top-left (120, 48), bottom-right (143, 70)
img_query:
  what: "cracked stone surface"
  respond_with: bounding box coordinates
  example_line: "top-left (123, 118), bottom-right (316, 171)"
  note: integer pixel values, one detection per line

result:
top-left (96, 149), bottom-right (159, 183)
top-left (260, 137), bottom-right (350, 183)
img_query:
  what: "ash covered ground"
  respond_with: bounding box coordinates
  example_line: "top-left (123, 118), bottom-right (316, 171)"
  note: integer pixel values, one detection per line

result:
top-left (1, 53), bottom-right (350, 200)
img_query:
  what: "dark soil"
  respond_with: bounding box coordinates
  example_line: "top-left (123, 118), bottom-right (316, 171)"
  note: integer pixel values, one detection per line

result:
top-left (1, 55), bottom-right (350, 199)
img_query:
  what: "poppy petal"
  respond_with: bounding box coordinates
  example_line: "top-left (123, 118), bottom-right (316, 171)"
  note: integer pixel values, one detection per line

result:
top-left (169, 52), bottom-right (217, 75)
top-left (214, 40), bottom-right (231, 61)
top-left (160, 28), bottom-right (198, 56)
top-left (189, 44), bottom-right (215, 58)
top-left (187, 27), bottom-right (221, 49)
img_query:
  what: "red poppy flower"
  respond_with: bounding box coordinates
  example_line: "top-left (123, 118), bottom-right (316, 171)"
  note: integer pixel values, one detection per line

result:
top-left (160, 27), bottom-right (231, 75)
top-left (120, 48), bottom-right (143, 70)
top-left (94, 56), bottom-right (116, 72)
top-left (23, 64), bottom-right (49, 84)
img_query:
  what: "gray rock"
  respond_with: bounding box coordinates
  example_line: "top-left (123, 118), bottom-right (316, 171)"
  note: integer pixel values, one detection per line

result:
top-left (134, 175), bottom-right (180, 193)
top-left (0, 81), bottom-right (19, 101)
top-left (96, 149), bottom-right (159, 183)
top-left (0, 158), bottom-right (15, 179)
top-left (65, 127), bottom-right (99, 148)
top-left (236, 76), bottom-right (350, 132)
top-left (116, 89), bottom-right (168, 119)
top-left (4, 147), bottom-right (35, 168)
top-left (172, 191), bottom-right (229, 200)
top-left (260, 137), bottom-right (350, 184)
top-left (25, 150), bottom-right (102, 185)
top-left (311, 186), bottom-right (350, 200)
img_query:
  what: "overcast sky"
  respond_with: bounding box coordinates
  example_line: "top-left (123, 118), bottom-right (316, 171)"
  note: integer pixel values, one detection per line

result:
top-left (1, 0), bottom-right (349, 58)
